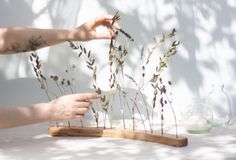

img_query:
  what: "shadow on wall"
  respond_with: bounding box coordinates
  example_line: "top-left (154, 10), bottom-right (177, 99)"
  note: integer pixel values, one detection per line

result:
top-left (0, 0), bottom-right (235, 113)
top-left (0, 78), bottom-right (48, 105)
top-left (0, 0), bottom-right (35, 27)
top-left (0, 0), bottom-right (84, 105)
top-left (95, 0), bottom-right (236, 114)
top-left (96, 0), bottom-right (236, 93)
top-left (0, 0), bottom-right (82, 81)
top-left (0, 0), bottom-right (35, 81)
top-left (0, 0), bottom-right (82, 27)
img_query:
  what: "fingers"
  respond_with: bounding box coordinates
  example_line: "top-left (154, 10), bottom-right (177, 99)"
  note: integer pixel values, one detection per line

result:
top-left (61, 101), bottom-right (91, 120)
top-left (113, 22), bottom-right (121, 30)
top-left (94, 32), bottom-right (113, 39)
top-left (69, 101), bottom-right (91, 119)
top-left (69, 93), bottom-right (100, 101)
top-left (93, 23), bottom-right (119, 39)
top-left (49, 93), bottom-right (100, 121)
top-left (77, 93), bottom-right (101, 101)
top-left (75, 107), bottom-right (90, 115)
top-left (74, 101), bottom-right (91, 108)
top-left (75, 14), bottom-right (121, 41)
top-left (93, 15), bottom-right (121, 30)
top-left (94, 15), bottom-right (120, 24)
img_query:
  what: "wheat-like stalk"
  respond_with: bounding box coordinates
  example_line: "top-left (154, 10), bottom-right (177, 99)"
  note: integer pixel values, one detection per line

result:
top-left (63, 13), bottom-right (180, 137)
top-left (29, 51), bottom-right (61, 127)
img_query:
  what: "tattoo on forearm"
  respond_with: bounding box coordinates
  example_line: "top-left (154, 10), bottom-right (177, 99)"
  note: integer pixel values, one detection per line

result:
top-left (9, 43), bottom-right (21, 52)
top-left (5, 35), bottom-right (47, 53)
top-left (27, 35), bottom-right (47, 51)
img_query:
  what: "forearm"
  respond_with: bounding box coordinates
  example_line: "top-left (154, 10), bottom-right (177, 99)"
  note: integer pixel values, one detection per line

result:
top-left (0, 103), bottom-right (50, 128)
top-left (0, 93), bottom-right (99, 128)
top-left (0, 15), bottom-right (120, 54)
top-left (0, 27), bottom-right (75, 54)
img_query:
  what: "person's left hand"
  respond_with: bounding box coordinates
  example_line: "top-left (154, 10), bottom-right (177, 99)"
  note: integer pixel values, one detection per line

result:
top-left (70, 15), bottom-right (121, 41)
top-left (46, 93), bottom-right (100, 121)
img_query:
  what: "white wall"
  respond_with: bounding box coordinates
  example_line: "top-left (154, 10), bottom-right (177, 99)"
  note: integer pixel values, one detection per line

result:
top-left (0, 0), bottom-right (235, 122)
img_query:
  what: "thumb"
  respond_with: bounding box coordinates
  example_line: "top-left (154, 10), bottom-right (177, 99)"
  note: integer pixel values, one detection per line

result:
top-left (94, 32), bottom-right (113, 39)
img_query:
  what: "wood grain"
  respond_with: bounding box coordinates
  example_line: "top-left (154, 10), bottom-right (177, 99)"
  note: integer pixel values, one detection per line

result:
top-left (48, 126), bottom-right (188, 147)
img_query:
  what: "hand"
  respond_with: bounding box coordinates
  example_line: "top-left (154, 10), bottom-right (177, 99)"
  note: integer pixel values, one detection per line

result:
top-left (46, 93), bottom-right (100, 121)
top-left (70, 15), bottom-right (121, 41)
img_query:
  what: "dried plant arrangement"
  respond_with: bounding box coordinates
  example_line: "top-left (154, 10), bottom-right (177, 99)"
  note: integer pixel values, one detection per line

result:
top-left (30, 12), bottom-right (187, 147)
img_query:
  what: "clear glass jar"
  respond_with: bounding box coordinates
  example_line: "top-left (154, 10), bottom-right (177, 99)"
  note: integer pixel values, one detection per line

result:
top-left (207, 84), bottom-right (232, 127)
top-left (183, 98), bottom-right (213, 134)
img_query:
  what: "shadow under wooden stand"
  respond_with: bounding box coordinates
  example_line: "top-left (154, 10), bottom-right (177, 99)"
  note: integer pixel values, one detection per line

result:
top-left (48, 126), bottom-right (188, 147)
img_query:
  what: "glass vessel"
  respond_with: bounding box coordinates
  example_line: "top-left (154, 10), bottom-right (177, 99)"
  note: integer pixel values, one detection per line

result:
top-left (207, 84), bottom-right (231, 127)
top-left (183, 98), bottom-right (213, 134)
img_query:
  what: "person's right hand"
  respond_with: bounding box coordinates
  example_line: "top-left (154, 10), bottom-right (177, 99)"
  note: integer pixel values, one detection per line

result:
top-left (69, 15), bottom-right (121, 41)
top-left (46, 93), bottom-right (100, 121)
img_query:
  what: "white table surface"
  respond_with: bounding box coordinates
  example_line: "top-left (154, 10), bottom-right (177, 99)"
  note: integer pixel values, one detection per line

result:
top-left (0, 119), bottom-right (236, 160)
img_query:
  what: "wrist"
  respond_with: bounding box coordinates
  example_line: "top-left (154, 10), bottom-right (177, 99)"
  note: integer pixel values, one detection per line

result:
top-left (49, 28), bottom-right (76, 42)
top-left (66, 28), bottom-right (77, 41)
top-left (66, 27), bottom-right (85, 41)
top-left (32, 103), bottom-right (52, 122)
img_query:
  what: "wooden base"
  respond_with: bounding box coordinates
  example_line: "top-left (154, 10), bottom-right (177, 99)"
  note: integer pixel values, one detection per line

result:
top-left (48, 126), bottom-right (188, 147)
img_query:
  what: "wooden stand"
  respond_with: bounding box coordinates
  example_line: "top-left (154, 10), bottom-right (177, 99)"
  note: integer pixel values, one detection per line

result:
top-left (48, 126), bottom-right (188, 147)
